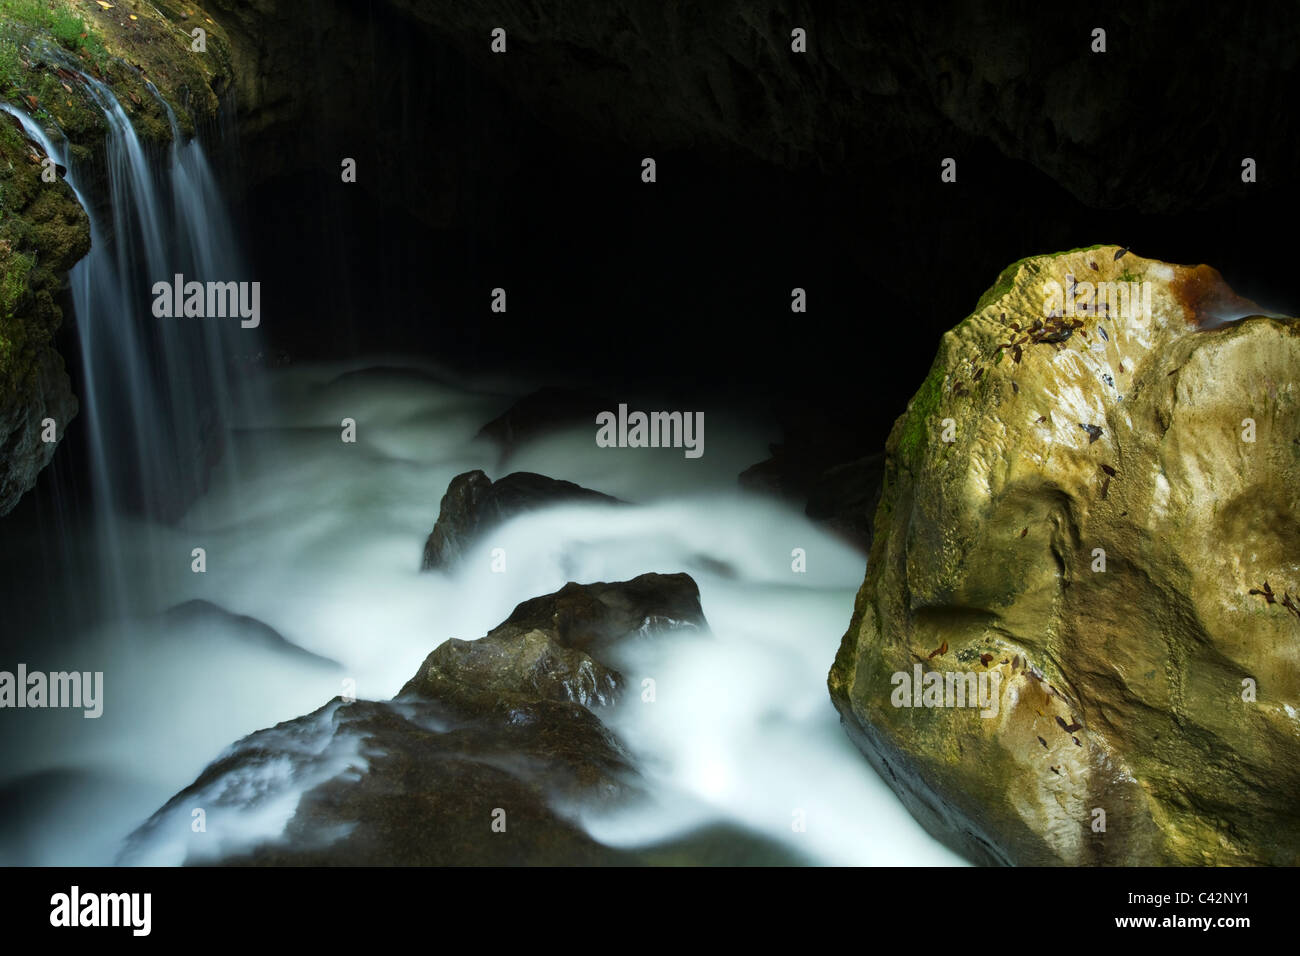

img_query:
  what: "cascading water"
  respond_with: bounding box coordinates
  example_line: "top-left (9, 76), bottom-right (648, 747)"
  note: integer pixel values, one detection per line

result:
top-left (147, 85), bottom-right (254, 534)
top-left (4, 66), bottom-right (254, 617)
top-left (0, 70), bottom-right (958, 867)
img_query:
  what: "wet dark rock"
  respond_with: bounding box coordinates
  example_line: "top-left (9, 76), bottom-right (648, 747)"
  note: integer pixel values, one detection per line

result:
top-left (0, 346), bottom-right (78, 518)
top-left (422, 469), bottom-right (621, 571)
top-left (404, 623), bottom-right (622, 716)
top-left (804, 454), bottom-right (885, 553)
top-left (162, 599), bottom-right (341, 669)
top-left (476, 386), bottom-right (614, 461)
top-left (740, 415), bottom-right (884, 552)
top-left (124, 572), bottom-right (707, 865)
top-left (687, 554), bottom-right (738, 579)
top-left (415, 573), bottom-right (707, 684)
top-left (202, 696), bottom-right (629, 866)
top-left (740, 417), bottom-right (866, 498)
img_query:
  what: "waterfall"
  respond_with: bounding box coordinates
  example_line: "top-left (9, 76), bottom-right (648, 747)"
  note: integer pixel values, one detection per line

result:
top-left (4, 70), bottom-right (254, 618)
top-left (2, 65), bottom-right (960, 869)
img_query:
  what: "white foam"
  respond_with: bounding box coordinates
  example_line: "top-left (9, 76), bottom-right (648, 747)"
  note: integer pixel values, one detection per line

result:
top-left (7, 363), bottom-right (962, 865)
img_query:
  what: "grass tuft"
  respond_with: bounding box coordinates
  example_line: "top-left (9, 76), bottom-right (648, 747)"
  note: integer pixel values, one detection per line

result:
top-left (0, 0), bottom-right (109, 93)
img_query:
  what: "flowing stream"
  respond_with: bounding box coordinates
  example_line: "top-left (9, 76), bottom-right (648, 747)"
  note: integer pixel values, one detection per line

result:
top-left (0, 78), bottom-right (964, 866)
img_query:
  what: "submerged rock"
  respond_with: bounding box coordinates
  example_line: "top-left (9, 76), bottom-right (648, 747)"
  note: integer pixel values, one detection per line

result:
top-left (403, 572), bottom-right (707, 714)
top-left (828, 246), bottom-right (1300, 865)
top-left (739, 415), bottom-right (884, 552)
top-left (804, 454), bottom-right (885, 551)
top-left (476, 386), bottom-right (614, 461)
top-left (162, 599), bottom-right (341, 669)
top-left (125, 572), bottom-right (707, 865)
top-left (421, 469), bottom-right (621, 571)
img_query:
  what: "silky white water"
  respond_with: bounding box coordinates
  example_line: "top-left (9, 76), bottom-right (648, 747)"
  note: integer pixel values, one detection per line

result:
top-left (2, 74), bottom-right (959, 866)
top-left (4, 67), bottom-right (254, 617)
top-left (0, 359), bottom-right (963, 866)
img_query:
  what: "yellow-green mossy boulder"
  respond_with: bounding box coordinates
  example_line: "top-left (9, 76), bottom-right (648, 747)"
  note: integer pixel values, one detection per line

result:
top-left (829, 245), bottom-right (1300, 865)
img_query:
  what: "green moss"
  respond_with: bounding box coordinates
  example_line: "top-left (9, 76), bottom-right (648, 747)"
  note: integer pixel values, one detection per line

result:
top-left (0, 33), bottom-right (20, 94)
top-left (1048, 243), bottom-right (1109, 257)
top-left (1, 0), bottom-right (234, 148)
top-left (903, 247), bottom-right (1117, 471)
top-left (897, 356), bottom-right (947, 468)
top-left (877, 466), bottom-right (893, 516)
top-left (974, 246), bottom-right (1115, 315)
top-left (0, 60), bottom-right (89, 410)
top-left (974, 257), bottom-right (1031, 313)
top-left (0, 0), bottom-right (237, 515)
top-left (0, 247), bottom-right (38, 404)
top-left (0, 1), bottom-right (110, 145)
top-left (0, 0), bottom-right (108, 67)
top-left (0, 249), bottom-right (32, 320)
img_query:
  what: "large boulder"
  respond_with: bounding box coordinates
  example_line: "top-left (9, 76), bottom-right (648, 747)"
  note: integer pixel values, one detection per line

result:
top-left (829, 245), bottom-right (1300, 865)
top-left (422, 469), bottom-right (621, 570)
top-left (124, 572), bottom-right (707, 865)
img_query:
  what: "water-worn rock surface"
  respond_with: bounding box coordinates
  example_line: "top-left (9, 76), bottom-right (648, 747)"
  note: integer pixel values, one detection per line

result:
top-left (422, 469), bottom-right (621, 570)
top-left (740, 415), bottom-right (884, 552)
top-left (125, 572), bottom-right (708, 864)
top-left (829, 245), bottom-right (1300, 865)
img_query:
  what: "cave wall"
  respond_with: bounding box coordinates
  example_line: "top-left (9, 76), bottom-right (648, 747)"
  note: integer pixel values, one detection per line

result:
top-left (200, 0), bottom-right (1300, 454)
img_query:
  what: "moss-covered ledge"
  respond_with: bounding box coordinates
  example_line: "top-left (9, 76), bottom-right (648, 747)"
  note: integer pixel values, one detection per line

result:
top-left (0, 0), bottom-right (235, 515)
top-left (0, 107), bottom-right (89, 513)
